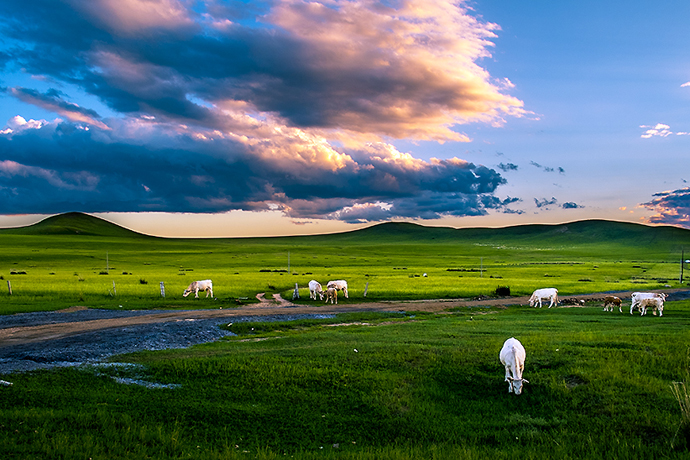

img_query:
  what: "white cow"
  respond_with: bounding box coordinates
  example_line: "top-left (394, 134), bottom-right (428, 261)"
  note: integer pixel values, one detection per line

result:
top-left (499, 337), bottom-right (529, 395)
top-left (183, 280), bottom-right (213, 298)
top-left (327, 280), bottom-right (348, 298)
top-left (529, 288), bottom-right (559, 308)
top-left (325, 287), bottom-right (338, 304)
top-left (639, 297), bottom-right (665, 316)
top-left (308, 280), bottom-right (324, 300)
top-left (630, 292), bottom-right (667, 315)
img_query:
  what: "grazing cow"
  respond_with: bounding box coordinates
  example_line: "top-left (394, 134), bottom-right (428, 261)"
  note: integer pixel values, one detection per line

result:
top-left (630, 292), bottom-right (667, 315)
top-left (528, 288), bottom-right (559, 308)
top-left (639, 297), bottom-right (665, 316)
top-left (499, 337), bottom-right (529, 395)
top-left (308, 280), bottom-right (324, 300)
top-left (327, 280), bottom-right (349, 299)
top-left (325, 287), bottom-right (338, 304)
top-left (603, 295), bottom-right (622, 312)
top-left (183, 280), bottom-right (213, 298)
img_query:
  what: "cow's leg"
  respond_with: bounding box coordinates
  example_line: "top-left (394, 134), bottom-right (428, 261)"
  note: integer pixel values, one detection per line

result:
top-left (504, 367), bottom-right (513, 392)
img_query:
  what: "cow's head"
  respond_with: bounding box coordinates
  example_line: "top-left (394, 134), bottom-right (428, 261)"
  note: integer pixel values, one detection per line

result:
top-left (507, 377), bottom-right (529, 395)
top-left (182, 289), bottom-right (191, 297)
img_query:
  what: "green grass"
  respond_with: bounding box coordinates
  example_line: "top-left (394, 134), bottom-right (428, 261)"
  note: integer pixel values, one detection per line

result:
top-left (0, 213), bottom-right (689, 314)
top-left (2, 305), bottom-right (690, 459)
top-left (2, 213), bottom-right (690, 458)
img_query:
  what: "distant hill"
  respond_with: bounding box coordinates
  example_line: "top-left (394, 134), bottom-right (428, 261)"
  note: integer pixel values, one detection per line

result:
top-left (0, 212), bottom-right (146, 238)
top-left (327, 219), bottom-right (690, 250)
top-left (2, 213), bottom-right (689, 250)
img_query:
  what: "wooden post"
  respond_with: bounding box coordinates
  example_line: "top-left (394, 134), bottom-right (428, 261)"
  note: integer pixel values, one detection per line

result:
top-left (7, 280), bottom-right (11, 295)
top-left (160, 282), bottom-right (166, 298)
top-left (363, 282), bottom-right (369, 297)
top-left (112, 280), bottom-right (116, 296)
top-left (681, 248), bottom-right (684, 284)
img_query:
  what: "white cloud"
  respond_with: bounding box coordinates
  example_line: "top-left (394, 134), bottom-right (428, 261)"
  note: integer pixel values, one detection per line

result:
top-left (638, 123), bottom-right (689, 138)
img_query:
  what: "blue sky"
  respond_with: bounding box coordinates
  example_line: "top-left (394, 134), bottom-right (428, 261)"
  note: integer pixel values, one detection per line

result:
top-left (0, 0), bottom-right (688, 237)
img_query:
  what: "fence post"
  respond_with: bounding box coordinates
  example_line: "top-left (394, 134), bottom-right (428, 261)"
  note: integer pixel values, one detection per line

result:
top-left (363, 282), bottom-right (369, 297)
top-left (160, 282), bottom-right (166, 298)
top-left (7, 280), bottom-right (11, 295)
top-left (112, 281), bottom-right (116, 296)
top-left (292, 283), bottom-right (300, 300)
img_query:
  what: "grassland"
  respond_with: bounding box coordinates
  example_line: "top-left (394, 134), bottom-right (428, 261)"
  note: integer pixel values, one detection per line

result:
top-left (2, 305), bottom-right (690, 459)
top-left (2, 213), bottom-right (690, 459)
top-left (1, 213), bottom-right (689, 315)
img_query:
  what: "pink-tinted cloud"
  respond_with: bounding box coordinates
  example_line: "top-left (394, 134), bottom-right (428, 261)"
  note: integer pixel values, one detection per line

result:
top-left (642, 187), bottom-right (690, 227)
top-left (265, 0), bottom-right (526, 140)
top-left (8, 88), bottom-right (110, 130)
top-left (68, 0), bottom-right (195, 36)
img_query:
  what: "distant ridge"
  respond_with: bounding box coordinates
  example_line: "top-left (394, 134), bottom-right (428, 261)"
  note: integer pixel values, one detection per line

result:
top-left (1, 213), bottom-right (689, 247)
top-left (1, 212), bottom-right (146, 238)
top-left (335, 219), bottom-right (690, 247)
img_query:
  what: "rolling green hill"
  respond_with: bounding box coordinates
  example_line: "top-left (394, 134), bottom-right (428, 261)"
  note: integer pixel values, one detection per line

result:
top-left (1, 212), bottom-right (147, 238)
top-left (3, 212), bottom-right (690, 251)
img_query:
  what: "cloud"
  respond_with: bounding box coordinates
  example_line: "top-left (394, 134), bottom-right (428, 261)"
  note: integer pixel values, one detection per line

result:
top-left (529, 161), bottom-right (565, 174)
top-left (562, 202), bottom-right (583, 209)
top-left (497, 162), bottom-right (518, 172)
top-left (641, 187), bottom-right (690, 227)
top-left (1, 0), bottom-right (526, 142)
top-left (0, 117), bottom-right (510, 220)
top-left (534, 197), bottom-right (557, 209)
top-left (640, 123), bottom-right (690, 138)
top-left (682, 82), bottom-right (690, 87)
top-left (0, 0), bottom-right (528, 222)
top-left (6, 88), bottom-right (110, 130)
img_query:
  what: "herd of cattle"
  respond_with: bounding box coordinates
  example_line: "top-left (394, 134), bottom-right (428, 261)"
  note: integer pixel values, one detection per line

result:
top-left (526, 287), bottom-right (667, 316)
top-left (182, 279), bottom-right (670, 396)
top-left (183, 280), bottom-right (668, 317)
top-left (504, 287), bottom-right (669, 395)
top-left (180, 279), bottom-right (349, 304)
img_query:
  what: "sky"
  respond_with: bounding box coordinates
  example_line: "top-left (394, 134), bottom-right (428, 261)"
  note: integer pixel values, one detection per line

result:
top-left (0, 0), bottom-right (688, 237)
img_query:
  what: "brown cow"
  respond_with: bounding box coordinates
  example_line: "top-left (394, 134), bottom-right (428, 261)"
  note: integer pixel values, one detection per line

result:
top-left (603, 295), bottom-right (622, 312)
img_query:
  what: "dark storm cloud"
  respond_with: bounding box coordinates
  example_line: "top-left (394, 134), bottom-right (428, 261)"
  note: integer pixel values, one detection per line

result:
top-left (562, 202), bottom-right (583, 209)
top-left (642, 187), bottom-right (690, 227)
top-left (0, 120), bottom-right (510, 219)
